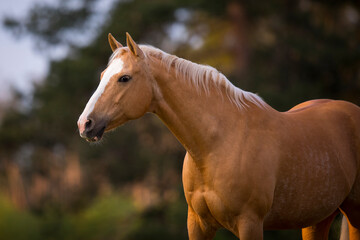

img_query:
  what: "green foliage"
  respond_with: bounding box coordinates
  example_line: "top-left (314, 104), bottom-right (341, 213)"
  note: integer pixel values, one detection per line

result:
top-left (0, 196), bottom-right (41, 240)
top-left (4, 0), bottom-right (95, 46)
top-left (128, 198), bottom-right (188, 240)
top-left (0, 194), bottom-right (139, 240)
top-left (40, 208), bottom-right (73, 240)
top-left (71, 194), bottom-right (138, 240)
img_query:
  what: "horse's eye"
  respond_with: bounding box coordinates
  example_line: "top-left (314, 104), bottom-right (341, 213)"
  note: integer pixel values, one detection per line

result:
top-left (118, 75), bottom-right (132, 83)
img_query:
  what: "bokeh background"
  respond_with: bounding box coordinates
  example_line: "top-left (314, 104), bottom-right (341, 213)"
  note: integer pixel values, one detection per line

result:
top-left (0, 0), bottom-right (359, 239)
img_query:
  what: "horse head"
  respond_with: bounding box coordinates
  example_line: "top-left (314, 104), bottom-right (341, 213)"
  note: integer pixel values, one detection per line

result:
top-left (77, 33), bottom-right (155, 142)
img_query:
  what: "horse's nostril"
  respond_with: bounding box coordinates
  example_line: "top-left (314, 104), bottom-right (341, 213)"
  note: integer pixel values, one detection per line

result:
top-left (85, 118), bottom-right (94, 132)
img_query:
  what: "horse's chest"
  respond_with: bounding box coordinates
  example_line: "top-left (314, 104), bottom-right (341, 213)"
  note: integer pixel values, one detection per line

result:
top-left (186, 190), bottom-right (211, 217)
top-left (185, 187), bottom-right (229, 227)
top-left (183, 157), bottom-right (233, 228)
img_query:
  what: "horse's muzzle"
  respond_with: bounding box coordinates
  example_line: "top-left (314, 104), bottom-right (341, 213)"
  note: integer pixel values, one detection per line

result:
top-left (78, 117), bottom-right (107, 142)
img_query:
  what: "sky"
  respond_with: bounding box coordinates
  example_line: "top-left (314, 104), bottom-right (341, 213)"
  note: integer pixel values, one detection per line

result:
top-left (0, 0), bottom-right (115, 103)
top-left (0, 0), bottom-right (53, 102)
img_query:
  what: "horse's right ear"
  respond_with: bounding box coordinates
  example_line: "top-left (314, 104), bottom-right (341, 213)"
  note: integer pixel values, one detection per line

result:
top-left (126, 32), bottom-right (145, 59)
top-left (108, 33), bottom-right (123, 52)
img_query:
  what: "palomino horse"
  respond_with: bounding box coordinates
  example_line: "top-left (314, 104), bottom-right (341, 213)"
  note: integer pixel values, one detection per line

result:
top-left (78, 33), bottom-right (360, 240)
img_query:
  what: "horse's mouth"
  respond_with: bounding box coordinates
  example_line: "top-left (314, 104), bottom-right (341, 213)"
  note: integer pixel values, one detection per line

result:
top-left (85, 126), bottom-right (106, 142)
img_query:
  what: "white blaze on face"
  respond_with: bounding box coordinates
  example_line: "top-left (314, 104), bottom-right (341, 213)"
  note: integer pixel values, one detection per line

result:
top-left (78, 58), bottom-right (124, 131)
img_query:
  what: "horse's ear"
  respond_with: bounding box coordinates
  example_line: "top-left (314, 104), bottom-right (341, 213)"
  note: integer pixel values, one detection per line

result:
top-left (126, 32), bottom-right (144, 59)
top-left (108, 33), bottom-right (123, 52)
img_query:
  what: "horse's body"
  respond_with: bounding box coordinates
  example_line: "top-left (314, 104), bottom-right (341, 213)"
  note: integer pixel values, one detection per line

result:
top-left (182, 97), bottom-right (360, 239)
top-left (78, 33), bottom-right (360, 239)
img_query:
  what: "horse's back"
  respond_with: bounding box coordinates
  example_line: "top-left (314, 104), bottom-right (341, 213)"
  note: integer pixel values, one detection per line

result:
top-left (290, 99), bottom-right (360, 190)
top-left (288, 99), bottom-right (360, 157)
top-left (287, 99), bottom-right (360, 140)
top-left (287, 99), bottom-right (333, 113)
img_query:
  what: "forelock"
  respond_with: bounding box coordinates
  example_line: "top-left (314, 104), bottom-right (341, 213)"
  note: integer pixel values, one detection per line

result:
top-left (108, 48), bottom-right (127, 65)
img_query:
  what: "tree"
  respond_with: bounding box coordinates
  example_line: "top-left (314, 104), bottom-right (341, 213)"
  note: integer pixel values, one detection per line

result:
top-left (1, 0), bottom-right (359, 239)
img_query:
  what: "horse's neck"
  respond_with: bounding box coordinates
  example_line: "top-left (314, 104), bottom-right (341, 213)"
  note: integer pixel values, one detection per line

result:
top-left (149, 57), bottom-right (270, 160)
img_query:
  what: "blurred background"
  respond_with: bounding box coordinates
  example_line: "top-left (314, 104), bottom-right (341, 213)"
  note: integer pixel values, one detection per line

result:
top-left (0, 0), bottom-right (359, 239)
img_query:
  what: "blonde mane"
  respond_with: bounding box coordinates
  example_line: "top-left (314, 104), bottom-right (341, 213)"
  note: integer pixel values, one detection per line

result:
top-left (110, 45), bottom-right (267, 110)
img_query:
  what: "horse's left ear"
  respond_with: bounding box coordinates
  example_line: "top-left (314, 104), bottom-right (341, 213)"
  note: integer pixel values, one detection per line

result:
top-left (108, 33), bottom-right (123, 52)
top-left (126, 32), bottom-right (145, 59)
